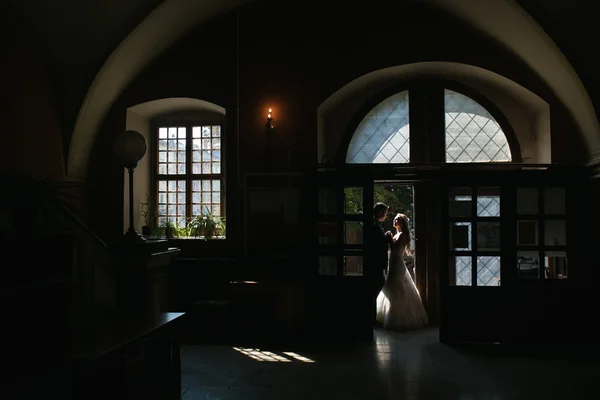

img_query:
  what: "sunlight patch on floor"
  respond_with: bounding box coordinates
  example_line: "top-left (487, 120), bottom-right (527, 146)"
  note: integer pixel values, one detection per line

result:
top-left (233, 347), bottom-right (315, 363)
top-left (282, 352), bottom-right (315, 363)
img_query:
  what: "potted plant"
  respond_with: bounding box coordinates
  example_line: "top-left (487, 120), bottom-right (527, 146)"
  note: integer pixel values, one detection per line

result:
top-left (163, 220), bottom-right (176, 239)
top-left (203, 213), bottom-right (218, 239)
top-left (214, 216), bottom-right (226, 237)
top-left (187, 215), bottom-right (204, 238)
top-left (187, 207), bottom-right (225, 239)
top-left (150, 226), bottom-right (164, 238)
top-left (138, 193), bottom-right (155, 237)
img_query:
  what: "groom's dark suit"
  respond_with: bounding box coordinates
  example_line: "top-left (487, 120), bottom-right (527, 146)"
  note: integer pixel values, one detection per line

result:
top-left (365, 218), bottom-right (389, 324)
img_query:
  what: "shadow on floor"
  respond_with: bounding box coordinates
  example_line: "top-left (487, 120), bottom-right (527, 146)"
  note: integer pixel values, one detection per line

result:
top-left (180, 327), bottom-right (600, 399)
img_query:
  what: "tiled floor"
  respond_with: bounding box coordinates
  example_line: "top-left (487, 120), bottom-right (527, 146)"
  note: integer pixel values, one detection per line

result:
top-left (181, 327), bottom-right (600, 399)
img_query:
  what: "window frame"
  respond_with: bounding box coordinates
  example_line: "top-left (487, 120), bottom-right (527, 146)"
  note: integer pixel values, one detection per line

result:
top-left (441, 80), bottom-right (522, 164)
top-left (337, 81), bottom-right (421, 165)
top-left (150, 117), bottom-right (226, 237)
top-left (345, 89), bottom-right (412, 164)
top-left (337, 79), bottom-right (522, 167)
top-left (447, 185), bottom-right (504, 287)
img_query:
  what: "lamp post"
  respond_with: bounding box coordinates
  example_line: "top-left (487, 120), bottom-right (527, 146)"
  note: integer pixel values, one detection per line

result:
top-left (113, 130), bottom-right (147, 243)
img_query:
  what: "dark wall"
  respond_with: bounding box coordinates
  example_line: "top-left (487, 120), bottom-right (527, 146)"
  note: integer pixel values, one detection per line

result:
top-left (0, 7), bottom-right (64, 179)
top-left (86, 0), bottom-right (585, 247)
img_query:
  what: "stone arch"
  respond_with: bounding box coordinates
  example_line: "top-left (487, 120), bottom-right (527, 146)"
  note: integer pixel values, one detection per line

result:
top-left (68, 0), bottom-right (599, 178)
top-left (320, 62), bottom-right (547, 165)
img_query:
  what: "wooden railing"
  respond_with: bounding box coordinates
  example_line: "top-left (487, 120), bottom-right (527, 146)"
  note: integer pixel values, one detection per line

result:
top-left (0, 174), bottom-right (118, 317)
top-left (41, 197), bottom-right (118, 316)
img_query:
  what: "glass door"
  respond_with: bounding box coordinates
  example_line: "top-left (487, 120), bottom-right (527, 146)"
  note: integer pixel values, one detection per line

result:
top-left (447, 186), bottom-right (503, 287)
top-left (516, 186), bottom-right (568, 281)
top-left (316, 173), bottom-right (372, 277)
top-left (315, 172), bottom-right (373, 339)
top-left (441, 184), bottom-right (506, 344)
top-left (342, 185), bottom-right (368, 276)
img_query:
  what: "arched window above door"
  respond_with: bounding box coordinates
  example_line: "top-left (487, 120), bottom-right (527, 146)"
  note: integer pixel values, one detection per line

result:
top-left (342, 83), bottom-right (520, 165)
top-left (346, 90), bottom-right (410, 164)
top-left (445, 89), bottom-right (512, 163)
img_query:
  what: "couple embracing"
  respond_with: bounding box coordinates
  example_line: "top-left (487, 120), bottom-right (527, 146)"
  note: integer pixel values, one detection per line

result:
top-left (366, 202), bottom-right (428, 331)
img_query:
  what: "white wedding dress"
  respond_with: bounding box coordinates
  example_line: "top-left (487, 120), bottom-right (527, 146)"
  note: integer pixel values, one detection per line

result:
top-left (376, 237), bottom-right (428, 331)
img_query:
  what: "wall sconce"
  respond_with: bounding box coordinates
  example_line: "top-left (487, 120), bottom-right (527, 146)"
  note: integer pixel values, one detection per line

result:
top-left (265, 108), bottom-right (276, 135)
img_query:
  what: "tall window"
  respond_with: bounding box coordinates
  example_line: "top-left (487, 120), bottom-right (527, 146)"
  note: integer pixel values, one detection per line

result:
top-left (156, 125), bottom-right (223, 229)
top-left (445, 89), bottom-right (511, 163)
top-left (346, 90), bottom-right (410, 164)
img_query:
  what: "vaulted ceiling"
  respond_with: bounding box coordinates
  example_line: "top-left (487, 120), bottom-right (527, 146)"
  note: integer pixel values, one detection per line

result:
top-left (515, 0), bottom-right (599, 106)
top-left (3, 0), bottom-right (161, 133)
top-left (3, 0), bottom-right (599, 174)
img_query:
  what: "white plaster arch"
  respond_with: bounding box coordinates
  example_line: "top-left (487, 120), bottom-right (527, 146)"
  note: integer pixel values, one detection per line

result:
top-left (68, 0), bottom-right (600, 179)
top-left (318, 62), bottom-right (550, 164)
top-left (68, 0), bottom-right (249, 179)
top-left (123, 97), bottom-right (225, 233)
top-left (429, 0), bottom-right (600, 164)
top-left (128, 97), bottom-right (226, 118)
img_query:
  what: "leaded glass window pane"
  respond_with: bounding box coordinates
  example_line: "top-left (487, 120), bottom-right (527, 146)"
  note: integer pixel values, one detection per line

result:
top-left (477, 256), bottom-right (501, 286)
top-left (445, 90), bottom-right (511, 163)
top-left (346, 91), bottom-right (410, 164)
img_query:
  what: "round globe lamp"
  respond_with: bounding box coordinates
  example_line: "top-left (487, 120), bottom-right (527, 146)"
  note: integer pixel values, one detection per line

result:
top-left (113, 130), bottom-right (147, 243)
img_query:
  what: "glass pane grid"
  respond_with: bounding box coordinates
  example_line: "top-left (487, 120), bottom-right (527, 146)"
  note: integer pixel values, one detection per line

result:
top-left (517, 188), bottom-right (539, 214)
top-left (477, 196), bottom-right (500, 217)
top-left (318, 222), bottom-right (337, 245)
top-left (544, 187), bottom-right (566, 214)
top-left (449, 196), bottom-right (472, 217)
top-left (452, 222), bottom-right (471, 251)
top-left (517, 251), bottom-right (540, 279)
top-left (344, 221), bottom-right (363, 245)
top-left (343, 255), bottom-right (363, 276)
top-left (477, 256), bottom-right (501, 286)
top-left (445, 90), bottom-right (511, 163)
top-left (545, 220), bottom-right (566, 246)
top-left (318, 187), bottom-right (337, 214)
top-left (455, 256), bottom-right (471, 286)
top-left (344, 187), bottom-right (363, 215)
top-left (319, 256), bottom-right (337, 276)
top-left (192, 179), bottom-right (221, 216)
top-left (346, 91), bottom-right (410, 164)
top-left (158, 127), bottom-right (186, 175)
top-left (477, 221), bottom-right (500, 251)
top-left (545, 251), bottom-right (567, 279)
top-left (192, 125), bottom-right (221, 175)
top-left (157, 180), bottom-right (186, 227)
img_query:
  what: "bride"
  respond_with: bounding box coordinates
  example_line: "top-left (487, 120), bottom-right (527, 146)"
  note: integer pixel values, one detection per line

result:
top-left (376, 213), bottom-right (428, 331)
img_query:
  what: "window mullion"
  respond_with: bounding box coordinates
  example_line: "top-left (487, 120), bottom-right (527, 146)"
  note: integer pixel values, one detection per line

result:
top-left (186, 124), bottom-right (193, 224)
top-left (151, 122), bottom-right (225, 238)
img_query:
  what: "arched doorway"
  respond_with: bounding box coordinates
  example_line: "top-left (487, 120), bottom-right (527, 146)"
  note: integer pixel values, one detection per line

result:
top-left (315, 78), bottom-right (578, 343)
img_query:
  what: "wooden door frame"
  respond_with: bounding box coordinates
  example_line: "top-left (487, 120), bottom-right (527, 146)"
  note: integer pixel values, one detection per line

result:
top-left (323, 166), bottom-right (441, 322)
top-left (316, 164), bottom-right (586, 339)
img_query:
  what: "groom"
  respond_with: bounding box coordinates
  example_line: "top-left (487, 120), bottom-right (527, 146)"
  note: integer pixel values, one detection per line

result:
top-left (365, 202), bottom-right (390, 326)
